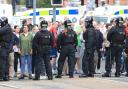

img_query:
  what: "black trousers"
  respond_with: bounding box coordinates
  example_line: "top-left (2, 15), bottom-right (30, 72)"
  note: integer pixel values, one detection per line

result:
top-left (32, 53), bottom-right (36, 74)
top-left (35, 48), bottom-right (52, 78)
top-left (14, 52), bottom-right (20, 73)
top-left (82, 48), bottom-right (95, 75)
top-left (0, 48), bottom-right (9, 79)
top-left (105, 46), bottom-right (123, 74)
top-left (57, 45), bottom-right (76, 76)
top-left (96, 48), bottom-right (102, 69)
top-left (125, 55), bottom-right (128, 74)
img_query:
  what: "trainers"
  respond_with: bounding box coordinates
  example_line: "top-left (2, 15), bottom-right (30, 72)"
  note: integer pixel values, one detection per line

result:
top-left (40, 76), bottom-right (47, 80)
top-left (19, 76), bottom-right (24, 79)
top-left (14, 73), bottom-right (17, 77)
top-left (29, 74), bottom-right (33, 79)
top-left (97, 70), bottom-right (101, 74)
top-left (79, 74), bottom-right (88, 78)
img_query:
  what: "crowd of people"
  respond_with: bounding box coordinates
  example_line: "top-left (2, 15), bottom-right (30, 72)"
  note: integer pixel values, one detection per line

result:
top-left (0, 16), bottom-right (128, 81)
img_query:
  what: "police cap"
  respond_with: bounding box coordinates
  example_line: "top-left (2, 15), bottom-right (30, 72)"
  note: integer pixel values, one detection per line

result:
top-left (40, 20), bottom-right (48, 28)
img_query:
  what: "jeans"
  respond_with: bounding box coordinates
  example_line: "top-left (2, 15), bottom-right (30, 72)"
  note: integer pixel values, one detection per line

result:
top-left (21, 55), bottom-right (32, 75)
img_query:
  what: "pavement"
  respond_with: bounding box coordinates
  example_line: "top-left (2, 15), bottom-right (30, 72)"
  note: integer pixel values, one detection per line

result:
top-left (0, 76), bottom-right (128, 89)
top-left (0, 58), bottom-right (128, 89)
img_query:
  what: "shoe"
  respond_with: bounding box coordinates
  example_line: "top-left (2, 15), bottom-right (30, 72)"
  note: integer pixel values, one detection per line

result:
top-left (125, 73), bottom-right (128, 77)
top-left (69, 76), bottom-right (74, 78)
top-left (40, 76), bottom-right (47, 80)
top-left (33, 77), bottom-right (40, 80)
top-left (97, 70), bottom-right (101, 74)
top-left (3, 77), bottom-right (9, 81)
top-left (79, 74), bottom-right (88, 78)
top-left (88, 74), bottom-right (94, 77)
top-left (48, 76), bottom-right (53, 80)
top-left (9, 76), bottom-right (13, 80)
top-left (29, 74), bottom-right (33, 79)
top-left (115, 73), bottom-right (120, 77)
top-left (102, 73), bottom-right (111, 77)
top-left (55, 75), bottom-right (62, 78)
top-left (23, 74), bottom-right (28, 77)
top-left (19, 76), bottom-right (24, 79)
top-left (14, 73), bottom-right (17, 77)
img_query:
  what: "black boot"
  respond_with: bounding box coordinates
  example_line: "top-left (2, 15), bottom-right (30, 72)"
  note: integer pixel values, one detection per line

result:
top-left (115, 73), bottom-right (120, 77)
top-left (3, 77), bottom-right (9, 81)
top-left (55, 75), bottom-right (62, 78)
top-left (48, 76), bottom-right (53, 80)
top-left (33, 76), bottom-right (40, 80)
top-left (102, 72), bottom-right (111, 77)
top-left (88, 74), bottom-right (94, 77)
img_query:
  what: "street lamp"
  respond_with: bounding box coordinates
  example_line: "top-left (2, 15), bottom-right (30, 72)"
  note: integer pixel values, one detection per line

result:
top-left (33, 0), bottom-right (36, 24)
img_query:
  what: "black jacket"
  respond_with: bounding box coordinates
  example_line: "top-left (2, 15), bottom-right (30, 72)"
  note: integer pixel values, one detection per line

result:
top-left (33, 30), bottom-right (53, 52)
top-left (83, 27), bottom-right (96, 49)
top-left (95, 30), bottom-right (103, 49)
top-left (0, 24), bottom-right (13, 49)
top-left (57, 29), bottom-right (77, 50)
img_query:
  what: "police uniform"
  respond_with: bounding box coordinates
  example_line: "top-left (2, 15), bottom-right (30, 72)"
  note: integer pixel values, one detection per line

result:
top-left (0, 17), bottom-right (13, 81)
top-left (104, 17), bottom-right (125, 77)
top-left (33, 20), bottom-right (53, 80)
top-left (79, 17), bottom-right (96, 77)
top-left (55, 20), bottom-right (77, 78)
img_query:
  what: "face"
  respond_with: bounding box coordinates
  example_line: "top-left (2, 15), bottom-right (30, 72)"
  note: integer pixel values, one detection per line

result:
top-left (15, 26), bottom-right (20, 33)
top-left (32, 26), bottom-right (39, 33)
top-left (23, 26), bottom-right (29, 33)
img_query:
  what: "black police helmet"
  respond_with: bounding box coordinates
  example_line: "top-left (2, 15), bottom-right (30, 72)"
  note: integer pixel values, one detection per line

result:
top-left (85, 17), bottom-right (93, 28)
top-left (64, 19), bottom-right (72, 28)
top-left (40, 20), bottom-right (48, 28)
top-left (116, 17), bottom-right (124, 23)
top-left (85, 17), bottom-right (93, 23)
top-left (0, 16), bottom-right (8, 27)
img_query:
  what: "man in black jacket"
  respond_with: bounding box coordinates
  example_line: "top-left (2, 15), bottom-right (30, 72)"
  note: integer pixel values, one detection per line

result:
top-left (79, 17), bottom-right (96, 77)
top-left (33, 20), bottom-right (53, 80)
top-left (55, 20), bottom-right (77, 78)
top-left (0, 17), bottom-right (13, 81)
top-left (103, 17), bottom-right (125, 77)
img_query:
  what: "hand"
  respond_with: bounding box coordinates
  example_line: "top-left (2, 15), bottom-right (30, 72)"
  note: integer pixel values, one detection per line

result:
top-left (30, 49), bottom-right (33, 55)
top-left (18, 49), bottom-right (21, 54)
top-left (13, 45), bottom-right (17, 49)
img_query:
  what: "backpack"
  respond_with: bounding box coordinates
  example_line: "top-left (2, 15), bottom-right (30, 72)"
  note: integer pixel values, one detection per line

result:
top-left (38, 31), bottom-right (51, 46)
top-left (115, 27), bottom-right (125, 44)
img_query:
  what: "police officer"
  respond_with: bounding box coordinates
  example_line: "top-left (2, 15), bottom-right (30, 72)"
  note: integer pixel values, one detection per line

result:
top-left (103, 17), bottom-right (125, 77)
top-left (33, 20), bottom-right (53, 80)
top-left (55, 20), bottom-right (77, 78)
top-left (0, 17), bottom-right (13, 81)
top-left (79, 17), bottom-right (96, 77)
